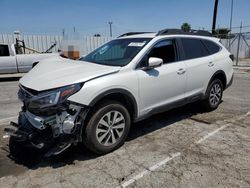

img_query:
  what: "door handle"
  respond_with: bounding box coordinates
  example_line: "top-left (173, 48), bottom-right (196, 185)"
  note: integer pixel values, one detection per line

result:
top-left (208, 62), bottom-right (214, 67)
top-left (177, 68), bottom-right (186, 75)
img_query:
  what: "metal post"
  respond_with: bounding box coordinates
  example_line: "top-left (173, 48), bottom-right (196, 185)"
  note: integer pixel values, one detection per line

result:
top-left (108, 21), bottom-right (113, 37)
top-left (212, 0), bottom-right (219, 35)
top-left (62, 29), bottom-right (65, 38)
top-left (236, 22), bottom-right (242, 66)
top-left (229, 0), bottom-right (234, 51)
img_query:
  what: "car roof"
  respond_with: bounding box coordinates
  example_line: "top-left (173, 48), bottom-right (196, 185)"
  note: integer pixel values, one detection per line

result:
top-left (119, 33), bottom-right (220, 42)
top-left (119, 33), bottom-right (157, 39)
top-left (117, 28), bottom-right (220, 42)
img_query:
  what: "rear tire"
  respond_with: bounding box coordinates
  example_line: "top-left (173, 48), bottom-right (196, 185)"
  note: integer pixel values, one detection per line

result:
top-left (83, 100), bottom-right (131, 154)
top-left (202, 79), bottom-right (223, 111)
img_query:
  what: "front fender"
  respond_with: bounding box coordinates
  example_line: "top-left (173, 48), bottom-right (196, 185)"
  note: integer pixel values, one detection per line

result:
top-left (68, 70), bottom-right (140, 115)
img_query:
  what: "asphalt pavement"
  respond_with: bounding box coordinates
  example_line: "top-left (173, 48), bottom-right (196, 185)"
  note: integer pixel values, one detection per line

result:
top-left (0, 68), bottom-right (249, 188)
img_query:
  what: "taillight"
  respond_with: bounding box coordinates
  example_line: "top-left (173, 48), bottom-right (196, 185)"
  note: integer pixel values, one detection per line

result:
top-left (229, 54), bottom-right (234, 61)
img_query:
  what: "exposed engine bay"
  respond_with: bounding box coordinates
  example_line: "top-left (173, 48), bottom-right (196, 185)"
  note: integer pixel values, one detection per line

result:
top-left (4, 84), bottom-right (88, 157)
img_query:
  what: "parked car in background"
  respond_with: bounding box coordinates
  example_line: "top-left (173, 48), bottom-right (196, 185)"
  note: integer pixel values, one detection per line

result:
top-left (5, 28), bottom-right (234, 157)
top-left (0, 43), bottom-right (59, 74)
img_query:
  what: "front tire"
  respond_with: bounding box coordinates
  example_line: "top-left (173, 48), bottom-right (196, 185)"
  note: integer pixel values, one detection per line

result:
top-left (203, 79), bottom-right (223, 111)
top-left (83, 100), bottom-right (131, 154)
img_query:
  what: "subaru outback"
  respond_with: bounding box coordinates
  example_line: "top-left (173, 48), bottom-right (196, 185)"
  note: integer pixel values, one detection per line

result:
top-left (5, 29), bottom-right (234, 156)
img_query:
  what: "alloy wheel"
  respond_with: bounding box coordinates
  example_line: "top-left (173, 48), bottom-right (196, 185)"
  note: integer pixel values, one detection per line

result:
top-left (96, 111), bottom-right (125, 146)
top-left (209, 83), bottom-right (222, 106)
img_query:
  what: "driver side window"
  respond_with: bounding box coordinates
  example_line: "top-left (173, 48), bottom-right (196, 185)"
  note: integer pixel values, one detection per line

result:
top-left (148, 40), bottom-right (177, 64)
top-left (138, 39), bottom-right (177, 68)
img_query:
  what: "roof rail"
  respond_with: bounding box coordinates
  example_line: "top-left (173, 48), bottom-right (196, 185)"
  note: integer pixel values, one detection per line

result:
top-left (118, 32), bottom-right (153, 38)
top-left (156, 28), bottom-right (212, 37)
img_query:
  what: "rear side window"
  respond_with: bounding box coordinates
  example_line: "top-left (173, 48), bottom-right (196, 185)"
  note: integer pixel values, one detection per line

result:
top-left (181, 38), bottom-right (209, 60)
top-left (202, 40), bottom-right (220, 55)
top-left (0, 44), bottom-right (10, 57)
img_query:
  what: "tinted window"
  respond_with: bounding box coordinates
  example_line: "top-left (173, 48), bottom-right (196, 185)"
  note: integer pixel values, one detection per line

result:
top-left (181, 38), bottom-right (209, 60)
top-left (0, 44), bottom-right (10, 57)
top-left (202, 40), bottom-right (220, 55)
top-left (148, 40), bottom-right (176, 64)
top-left (81, 38), bottom-right (151, 66)
top-left (95, 44), bottom-right (126, 61)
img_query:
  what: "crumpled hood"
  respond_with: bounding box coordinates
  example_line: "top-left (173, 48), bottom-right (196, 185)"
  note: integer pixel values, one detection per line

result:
top-left (20, 56), bottom-right (120, 91)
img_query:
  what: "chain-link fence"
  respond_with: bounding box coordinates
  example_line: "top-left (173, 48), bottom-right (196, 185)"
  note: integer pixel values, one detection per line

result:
top-left (1, 30), bottom-right (250, 66)
top-left (220, 32), bottom-right (250, 66)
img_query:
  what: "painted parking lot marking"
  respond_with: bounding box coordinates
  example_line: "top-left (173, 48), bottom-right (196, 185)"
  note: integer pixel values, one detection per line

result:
top-left (244, 110), bottom-right (250, 116)
top-left (118, 119), bottom-right (235, 187)
top-left (118, 152), bottom-right (181, 188)
top-left (195, 124), bottom-right (230, 144)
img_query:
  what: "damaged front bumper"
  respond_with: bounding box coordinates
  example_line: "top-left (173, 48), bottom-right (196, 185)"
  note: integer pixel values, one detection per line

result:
top-left (4, 84), bottom-right (89, 157)
top-left (4, 104), bottom-right (88, 157)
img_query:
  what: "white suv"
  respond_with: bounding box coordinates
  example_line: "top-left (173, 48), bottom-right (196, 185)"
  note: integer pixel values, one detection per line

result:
top-left (5, 29), bottom-right (234, 157)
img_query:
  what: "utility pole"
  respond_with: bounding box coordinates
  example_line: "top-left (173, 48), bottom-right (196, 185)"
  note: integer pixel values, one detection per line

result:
top-left (236, 22), bottom-right (242, 66)
top-left (108, 21), bottom-right (113, 37)
top-left (62, 28), bottom-right (65, 37)
top-left (212, 0), bottom-right (219, 35)
top-left (229, 0), bottom-right (234, 51)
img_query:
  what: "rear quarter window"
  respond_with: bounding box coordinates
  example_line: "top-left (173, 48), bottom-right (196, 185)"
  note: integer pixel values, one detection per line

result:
top-left (202, 40), bottom-right (221, 55)
top-left (181, 38), bottom-right (209, 60)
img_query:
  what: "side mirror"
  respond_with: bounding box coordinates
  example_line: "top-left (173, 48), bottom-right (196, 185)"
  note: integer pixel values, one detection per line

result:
top-left (148, 57), bottom-right (163, 68)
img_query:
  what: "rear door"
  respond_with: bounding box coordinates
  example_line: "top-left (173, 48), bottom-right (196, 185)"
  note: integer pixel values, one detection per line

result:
top-left (180, 38), bottom-right (213, 98)
top-left (0, 44), bottom-right (17, 73)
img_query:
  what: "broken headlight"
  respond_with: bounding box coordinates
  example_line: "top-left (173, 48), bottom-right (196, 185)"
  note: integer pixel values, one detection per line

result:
top-left (27, 84), bottom-right (82, 110)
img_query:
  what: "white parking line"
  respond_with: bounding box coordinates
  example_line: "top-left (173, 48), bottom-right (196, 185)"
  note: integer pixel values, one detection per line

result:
top-left (195, 124), bottom-right (229, 144)
top-left (118, 120), bottom-right (235, 187)
top-left (118, 152), bottom-right (181, 188)
top-left (195, 110), bottom-right (250, 144)
top-left (0, 116), bottom-right (17, 125)
top-left (245, 110), bottom-right (250, 116)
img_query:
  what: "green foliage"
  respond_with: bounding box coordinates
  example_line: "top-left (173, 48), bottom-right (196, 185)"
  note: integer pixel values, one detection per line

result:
top-left (214, 28), bottom-right (234, 39)
top-left (94, 34), bottom-right (101, 37)
top-left (181, 23), bottom-right (191, 32)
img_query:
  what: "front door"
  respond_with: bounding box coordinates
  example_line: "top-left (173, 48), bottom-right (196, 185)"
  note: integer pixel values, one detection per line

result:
top-left (136, 39), bottom-right (187, 116)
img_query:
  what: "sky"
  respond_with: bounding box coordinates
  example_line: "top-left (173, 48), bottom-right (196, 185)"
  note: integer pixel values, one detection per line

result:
top-left (0, 0), bottom-right (249, 36)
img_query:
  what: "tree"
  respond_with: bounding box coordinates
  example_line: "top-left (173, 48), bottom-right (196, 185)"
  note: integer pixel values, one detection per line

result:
top-left (181, 23), bottom-right (191, 32)
top-left (214, 28), bottom-right (234, 39)
top-left (94, 34), bottom-right (101, 37)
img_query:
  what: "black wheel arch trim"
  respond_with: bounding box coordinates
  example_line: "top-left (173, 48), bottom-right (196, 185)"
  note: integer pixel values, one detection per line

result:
top-left (206, 70), bottom-right (227, 94)
top-left (89, 88), bottom-right (138, 120)
top-left (226, 73), bottom-right (233, 89)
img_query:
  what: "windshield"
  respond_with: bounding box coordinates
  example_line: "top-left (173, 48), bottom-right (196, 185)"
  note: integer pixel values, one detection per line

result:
top-left (80, 38), bottom-right (151, 66)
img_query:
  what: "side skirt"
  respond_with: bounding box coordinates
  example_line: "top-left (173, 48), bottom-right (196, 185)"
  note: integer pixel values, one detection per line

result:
top-left (134, 93), bottom-right (204, 122)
